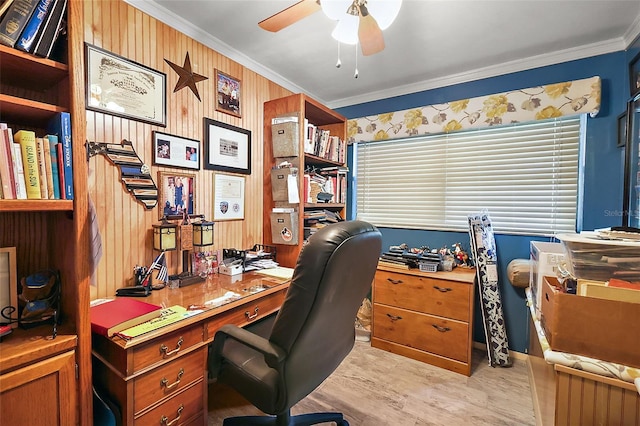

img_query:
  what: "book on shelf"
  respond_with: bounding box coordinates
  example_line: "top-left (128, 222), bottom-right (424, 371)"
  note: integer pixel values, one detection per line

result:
top-left (34, 136), bottom-right (48, 199)
top-left (5, 127), bottom-right (27, 199)
top-left (47, 112), bottom-right (73, 199)
top-left (0, 0), bottom-right (16, 19)
top-left (55, 140), bottom-right (65, 199)
top-left (13, 129), bottom-right (41, 199)
top-left (15, 0), bottom-right (54, 52)
top-left (90, 298), bottom-right (163, 337)
top-left (0, 0), bottom-right (39, 47)
top-left (31, 0), bottom-right (64, 58)
top-left (42, 135), bottom-right (55, 198)
top-left (46, 134), bottom-right (60, 199)
top-left (0, 123), bottom-right (15, 199)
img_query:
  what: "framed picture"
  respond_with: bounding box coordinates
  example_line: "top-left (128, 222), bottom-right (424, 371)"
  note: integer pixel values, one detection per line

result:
top-left (215, 69), bottom-right (242, 118)
top-left (204, 118), bottom-right (251, 175)
top-left (85, 43), bottom-right (167, 127)
top-left (0, 247), bottom-right (17, 329)
top-left (158, 171), bottom-right (196, 219)
top-left (153, 131), bottom-right (200, 170)
top-left (213, 173), bottom-right (245, 221)
top-left (630, 51), bottom-right (640, 98)
top-left (618, 111), bottom-right (628, 148)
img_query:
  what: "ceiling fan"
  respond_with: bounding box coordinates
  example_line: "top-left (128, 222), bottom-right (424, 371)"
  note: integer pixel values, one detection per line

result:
top-left (258, 0), bottom-right (394, 56)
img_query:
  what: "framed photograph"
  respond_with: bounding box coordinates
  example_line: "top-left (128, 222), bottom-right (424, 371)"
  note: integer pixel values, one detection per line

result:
top-left (618, 111), bottom-right (628, 148)
top-left (630, 51), bottom-right (640, 98)
top-left (0, 247), bottom-right (17, 329)
top-left (158, 171), bottom-right (196, 219)
top-left (85, 43), bottom-right (167, 127)
top-left (153, 131), bottom-right (200, 170)
top-left (215, 69), bottom-right (242, 118)
top-left (204, 118), bottom-right (251, 175)
top-left (213, 173), bottom-right (245, 221)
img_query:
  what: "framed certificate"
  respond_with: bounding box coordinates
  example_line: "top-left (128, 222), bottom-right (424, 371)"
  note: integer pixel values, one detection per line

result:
top-left (85, 43), bottom-right (167, 127)
top-left (213, 173), bottom-right (245, 221)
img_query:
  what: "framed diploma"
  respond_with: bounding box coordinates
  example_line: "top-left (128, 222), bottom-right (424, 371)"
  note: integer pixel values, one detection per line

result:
top-left (85, 43), bottom-right (167, 127)
top-left (213, 173), bottom-right (245, 221)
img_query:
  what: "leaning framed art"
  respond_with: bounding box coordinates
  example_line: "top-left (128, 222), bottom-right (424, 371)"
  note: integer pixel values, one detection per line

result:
top-left (203, 118), bottom-right (251, 175)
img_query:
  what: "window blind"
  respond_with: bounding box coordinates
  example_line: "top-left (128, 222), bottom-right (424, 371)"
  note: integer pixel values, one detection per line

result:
top-left (355, 116), bottom-right (582, 236)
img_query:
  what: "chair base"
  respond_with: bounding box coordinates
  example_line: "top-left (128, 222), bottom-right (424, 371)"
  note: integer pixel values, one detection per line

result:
top-left (222, 412), bottom-right (349, 426)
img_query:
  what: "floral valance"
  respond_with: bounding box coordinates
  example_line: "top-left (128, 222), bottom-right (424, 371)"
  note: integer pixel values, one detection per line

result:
top-left (347, 76), bottom-right (601, 143)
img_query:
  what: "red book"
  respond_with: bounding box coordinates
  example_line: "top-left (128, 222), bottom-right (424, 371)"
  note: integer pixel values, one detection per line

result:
top-left (90, 298), bottom-right (162, 337)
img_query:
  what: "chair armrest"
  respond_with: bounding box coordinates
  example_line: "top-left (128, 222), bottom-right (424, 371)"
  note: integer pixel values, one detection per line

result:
top-left (210, 324), bottom-right (286, 375)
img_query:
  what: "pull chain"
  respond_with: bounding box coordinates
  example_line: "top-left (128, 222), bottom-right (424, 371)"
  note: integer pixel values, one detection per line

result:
top-left (336, 41), bottom-right (342, 68)
top-left (354, 43), bottom-right (359, 78)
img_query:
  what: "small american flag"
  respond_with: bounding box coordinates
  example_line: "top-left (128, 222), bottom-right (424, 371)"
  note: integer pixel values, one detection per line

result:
top-left (150, 252), bottom-right (168, 283)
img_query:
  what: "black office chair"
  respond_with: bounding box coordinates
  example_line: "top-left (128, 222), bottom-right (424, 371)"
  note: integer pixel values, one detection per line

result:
top-left (209, 220), bottom-right (382, 426)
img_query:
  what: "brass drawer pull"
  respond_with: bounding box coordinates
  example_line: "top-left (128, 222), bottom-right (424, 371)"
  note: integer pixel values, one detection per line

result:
top-left (386, 313), bottom-right (402, 322)
top-left (432, 324), bottom-right (451, 333)
top-left (160, 337), bottom-right (184, 357)
top-left (245, 307), bottom-right (259, 320)
top-left (160, 368), bottom-right (184, 390)
top-left (433, 285), bottom-right (452, 292)
top-left (160, 404), bottom-right (184, 426)
top-left (387, 278), bottom-right (403, 285)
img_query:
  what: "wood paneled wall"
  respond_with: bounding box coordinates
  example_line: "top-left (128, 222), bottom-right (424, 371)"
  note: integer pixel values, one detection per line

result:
top-left (84, 0), bottom-right (292, 299)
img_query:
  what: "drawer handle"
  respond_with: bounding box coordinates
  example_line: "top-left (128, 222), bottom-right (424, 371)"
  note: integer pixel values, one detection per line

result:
top-left (160, 368), bottom-right (184, 390)
top-left (386, 278), bottom-right (403, 285)
top-left (160, 337), bottom-right (184, 358)
top-left (245, 307), bottom-right (259, 320)
top-left (160, 404), bottom-right (184, 426)
top-left (386, 313), bottom-right (402, 322)
top-left (432, 324), bottom-right (451, 333)
top-left (433, 285), bottom-right (452, 292)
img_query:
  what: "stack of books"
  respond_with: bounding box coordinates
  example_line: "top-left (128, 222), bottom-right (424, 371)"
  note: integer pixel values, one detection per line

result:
top-left (0, 112), bottom-right (74, 200)
top-left (0, 0), bottom-right (68, 59)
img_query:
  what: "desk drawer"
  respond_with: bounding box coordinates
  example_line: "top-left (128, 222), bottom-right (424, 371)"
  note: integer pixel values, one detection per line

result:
top-left (132, 324), bottom-right (204, 373)
top-left (133, 347), bottom-right (206, 413)
top-left (374, 271), bottom-right (471, 321)
top-left (373, 304), bottom-right (468, 362)
top-left (134, 379), bottom-right (204, 426)
top-left (206, 289), bottom-right (287, 339)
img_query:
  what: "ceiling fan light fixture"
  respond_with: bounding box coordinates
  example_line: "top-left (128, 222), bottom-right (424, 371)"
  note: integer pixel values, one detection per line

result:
top-left (321, 0), bottom-right (353, 20)
top-left (331, 13), bottom-right (359, 45)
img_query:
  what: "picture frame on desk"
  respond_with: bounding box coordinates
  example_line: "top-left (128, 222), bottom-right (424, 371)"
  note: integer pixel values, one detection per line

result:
top-left (215, 69), bottom-right (241, 118)
top-left (85, 43), bottom-right (167, 127)
top-left (0, 247), bottom-right (17, 329)
top-left (213, 173), bottom-right (245, 221)
top-left (152, 131), bottom-right (200, 170)
top-left (158, 171), bottom-right (196, 219)
top-left (203, 118), bottom-right (251, 175)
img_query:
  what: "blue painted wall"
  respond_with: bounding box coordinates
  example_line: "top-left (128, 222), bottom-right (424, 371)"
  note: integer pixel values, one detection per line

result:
top-left (336, 51), bottom-right (629, 353)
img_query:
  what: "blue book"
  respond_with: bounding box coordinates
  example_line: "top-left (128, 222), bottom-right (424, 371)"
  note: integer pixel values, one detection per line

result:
top-left (47, 112), bottom-right (73, 200)
top-left (46, 134), bottom-right (61, 199)
top-left (15, 0), bottom-right (54, 52)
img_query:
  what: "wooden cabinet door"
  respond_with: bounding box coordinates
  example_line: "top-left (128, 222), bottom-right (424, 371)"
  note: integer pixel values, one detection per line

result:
top-left (0, 350), bottom-right (77, 425)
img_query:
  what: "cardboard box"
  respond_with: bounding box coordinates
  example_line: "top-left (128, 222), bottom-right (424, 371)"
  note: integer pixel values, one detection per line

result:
top-left (272, 122), bottom-right (299, 158)
top-left (577, 279), bottom-right (640, 303)
top-left (270, 167), bottom-right (298, 202)
top-left (270, 211), bottom-right (298, 245)
top-left (541, 276), bottom-right (640, 368)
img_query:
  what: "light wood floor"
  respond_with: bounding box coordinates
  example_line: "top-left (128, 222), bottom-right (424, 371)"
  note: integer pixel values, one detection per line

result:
top-left (208, 342), bottom-right (536, 425)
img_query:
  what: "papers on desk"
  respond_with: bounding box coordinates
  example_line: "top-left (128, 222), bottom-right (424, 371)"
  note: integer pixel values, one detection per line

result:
top-left (115, 305), bottom-right (198, 339)
top-left (204, 291), bottom-right (242, 308)
top-left (255, 267), bottom-right (294, 280)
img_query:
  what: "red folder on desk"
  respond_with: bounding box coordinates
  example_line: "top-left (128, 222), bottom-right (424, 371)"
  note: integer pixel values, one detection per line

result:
top-left (91, 298), bottom-right (162, 337)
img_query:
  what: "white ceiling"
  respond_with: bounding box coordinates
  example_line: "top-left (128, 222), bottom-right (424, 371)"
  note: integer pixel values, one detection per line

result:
top-left (128, 0), bottom-right (640, 109)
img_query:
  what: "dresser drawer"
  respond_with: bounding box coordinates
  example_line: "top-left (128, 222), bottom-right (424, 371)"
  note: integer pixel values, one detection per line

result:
top-left (133, 347), bottom-right (206, 413)
top-left (206, 289), bottom-right (287, 339)
top-left (374, 271), bottom-right (471, 321)
top-left (373, 304), bottom-right (469, 362)
top-left (134, 379), bottom-right (204, 426)
top-left (132, 324), bottom-right (205, 373)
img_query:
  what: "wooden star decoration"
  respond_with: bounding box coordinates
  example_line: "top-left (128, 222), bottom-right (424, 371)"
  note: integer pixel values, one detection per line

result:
top-left (164, 52), bottom-right (208, 102)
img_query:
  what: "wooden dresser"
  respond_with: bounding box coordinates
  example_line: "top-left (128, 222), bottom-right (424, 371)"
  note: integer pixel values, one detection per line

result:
top-left (92, 273), bottom-right (289, 425)
top-left (371, 265), bottom-right (476, 376)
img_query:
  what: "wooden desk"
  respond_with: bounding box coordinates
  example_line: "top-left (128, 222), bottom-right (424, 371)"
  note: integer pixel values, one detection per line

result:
top-left (92, 272), bottom-right (290, 426)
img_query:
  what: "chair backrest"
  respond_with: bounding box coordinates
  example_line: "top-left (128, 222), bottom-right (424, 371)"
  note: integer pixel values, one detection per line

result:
top-left (269, 220), bottom-right (382, 408)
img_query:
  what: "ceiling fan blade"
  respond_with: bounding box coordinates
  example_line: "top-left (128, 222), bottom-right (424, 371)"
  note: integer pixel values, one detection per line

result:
top-left (258, 0), bottom-right (321, 32)
top-left (358, 14), bottom-right (385, 56)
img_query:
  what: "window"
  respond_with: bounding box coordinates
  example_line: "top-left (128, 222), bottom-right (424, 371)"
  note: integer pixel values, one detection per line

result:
top-left (355, 116), bottom-right (583, 236)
